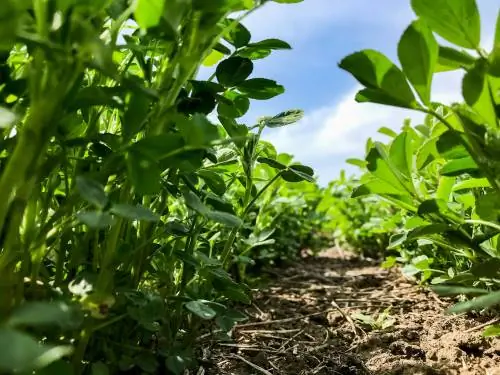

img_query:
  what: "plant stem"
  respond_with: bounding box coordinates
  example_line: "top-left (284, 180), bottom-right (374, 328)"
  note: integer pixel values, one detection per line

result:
top-left (244, 173), bottom-right (282, 215)
top-left (72, 322), bottom-right (92, 375)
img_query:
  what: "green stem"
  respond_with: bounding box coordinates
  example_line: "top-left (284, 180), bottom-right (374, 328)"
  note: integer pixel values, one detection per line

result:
top-left (72, 322), bottom-right (92, 375)
top-left (465, 219), bottom-right (500, 232)
top-left (54, 231), bottom-right (69, 287)
top-left (221, 228), bottom-right (239, 268)
top-left (244, 173), bottom-right (282, 215)
top-left (0, 128), bottom-right (42, 239)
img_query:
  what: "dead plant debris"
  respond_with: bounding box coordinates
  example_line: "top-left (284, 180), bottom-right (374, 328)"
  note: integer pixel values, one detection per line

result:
top-left (195, 249), bottom-right (500, 375)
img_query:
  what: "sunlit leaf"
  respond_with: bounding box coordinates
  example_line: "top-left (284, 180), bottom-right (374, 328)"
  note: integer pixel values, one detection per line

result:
top-left (185, 300), bottom-right (217, 320)
top-left (339, 49), bottom-right (417, 108)
top-left (398, 20), bottom-right (438, 104)
top-left (411, 0), bottom-right (481, 49)
top-left (135, 0), bottom-right (165, 29)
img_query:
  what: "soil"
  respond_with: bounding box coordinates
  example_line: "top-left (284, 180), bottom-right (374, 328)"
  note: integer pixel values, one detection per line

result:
top-left (195, 248), bottom-right (500, 375)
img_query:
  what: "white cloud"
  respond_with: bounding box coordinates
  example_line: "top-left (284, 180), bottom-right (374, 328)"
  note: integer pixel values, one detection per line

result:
top-left (262, 70), bottom-right (465, 184)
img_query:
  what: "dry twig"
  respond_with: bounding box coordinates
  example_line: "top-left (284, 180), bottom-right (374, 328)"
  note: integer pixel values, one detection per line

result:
top-left (464, 318), bottom-right (500, 333)
top-left (235, 309), bottom-right (336, 328)
top-left (229, 354), bottom-right (273, 375)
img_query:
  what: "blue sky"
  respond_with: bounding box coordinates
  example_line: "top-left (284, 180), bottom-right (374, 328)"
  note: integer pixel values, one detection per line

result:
top-left (218, 0), bottom-right (499, 186)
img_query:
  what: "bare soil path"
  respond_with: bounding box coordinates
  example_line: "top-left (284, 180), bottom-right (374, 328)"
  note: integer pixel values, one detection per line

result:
top-left (199, 249), bottom-right (500, 375)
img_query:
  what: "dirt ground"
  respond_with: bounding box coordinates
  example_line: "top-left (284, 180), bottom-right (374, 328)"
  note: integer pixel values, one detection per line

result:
top-left (196, 248), bottom-right (500, 375)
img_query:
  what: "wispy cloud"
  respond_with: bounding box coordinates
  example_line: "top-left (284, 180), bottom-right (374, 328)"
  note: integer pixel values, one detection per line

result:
top-left (262, 70), bottom-right (465, 184)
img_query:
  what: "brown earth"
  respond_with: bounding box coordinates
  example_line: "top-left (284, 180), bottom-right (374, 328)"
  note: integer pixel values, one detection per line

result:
top-left (195, 248), bottom-right (500, 375)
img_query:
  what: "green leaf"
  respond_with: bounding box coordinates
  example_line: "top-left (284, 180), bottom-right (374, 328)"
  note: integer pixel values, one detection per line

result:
top-left (398, 20), bottom-right (438, 104)
top-left (76, 211), bottom-right (114, 229)
top-left (339, 49), bottom-right (416, 108)
top-left (36, 360), bottom-right (73, 375)
top-left (351, 180), bottom-right (406, 197)
top-left (218, 116), bottom-right (249, 148)
top-left (483, 324), bottom-right (500, 337)
top-left (122, 92), bottom-right (151, 140)
top-left (470, 259), bottom-right (500, 278)
top-left (203, 49), bottom-right (225, 67)
top-left (346, 158), bottom-right (368, 168)
top-left (130, 134), bottom-right (185, 160)
top-left (223, 19), bottom-right (251, 48)
top-left (381, 256), bottom-right (398, 269)
top-left (281, 165), bottom-right (315, 183)
top-left (417, 199), bottom-right (463, 223)
top-left (197, 170), bottom-right (226, 196)
top-left (388, 233), bottom-right (407, 249)
top-left (185, 300), bottom-right (217, 320)
top-left (415, 124), bottom-right (430, 137)
top-left (206, 211), bottom-right (243, 227)
top-left (134, 0), bottom-right (165, 29)
top-left (462, 61), bottom-right (497, 127)
top-left (7, 301), bottom-right (78, 329)
top-left (221, 285), bottom-right (251, 304)
top-left (179, 114), bottom-right (220, 147)
top-left (126, 150), bottom-right (161, 195)
top-left (407, 223), bottom-right (451, 240)
top-left (411, 0), bottom-right (481, 49)
top-left (135, 353), bottom-right (158, 373)
top-left (164, 220), bottom-right (190, 236)
top-left (416, 137), bottom-right (438, 169)
top-left (0, 328), bottom-right (73, 372)
top-left (238, 46), bottom-right (272, 60)
top-left (447, 290), bottom-right (500, 314)
top-left (183, 191), bottom-right (209, 215)
top-left (91, 362), bottom-right (110, 375)
top-left (217, 91), bottom-right (250, 118)
top-left (75, 176), bottom-right (108, 208)
top-left (247, 38), bottom-right (291, 50)
top-left (436, 176), bottom-right (455, 201)
top-left (476, 193), bottom-right (500, 221)
top-left (166, 355), bottom-right (189, 375)
top-left (0, 4), bottom-right (16, 49)
top-left (378, 127), bottom-right (398, 137)
top-left (452, 177), bottom-right (490, 191)
top-left (110, 204), bottom-right (160, 221)
top-left (237, 78), bottom-right (285, 100)
top-left (261, 109), bottom-right (304, 128)
top-left (216, 57), bottom-right (254, 87)
top-left (436, 131), bottom-right (469, 159)
top-left (257, 157), bottom-right (287, 170)
top-left (436, 46), bottom-right (476, 72)
top-left (365, 144), bottom-right (410, 192)
top-left (440, 156), bottom-right (478, 176)
top-left (354, 88), bottom-right (414, 109)
top-left (417, 199), bottom-right (444, 216)
top-left (215, 316), bottom-right (236, 331)
top-left (69, 86), bottom-right (127, 110)
top-left (389, 132), bottom-right (413, 179)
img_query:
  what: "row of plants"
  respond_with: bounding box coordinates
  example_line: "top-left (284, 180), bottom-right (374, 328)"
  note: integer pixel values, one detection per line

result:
top-left (317, 172), bottom-right (402, 259)
top-left (339, 0), bottom-right (500, 335)
top-left (0, 0), bottom-right (327, 374)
